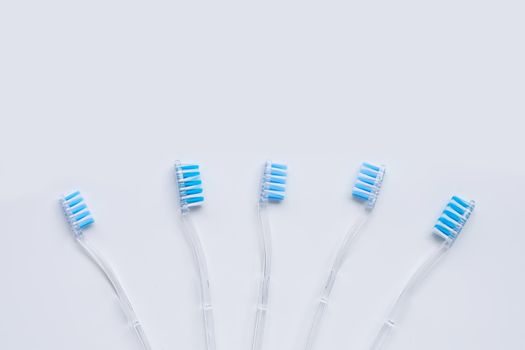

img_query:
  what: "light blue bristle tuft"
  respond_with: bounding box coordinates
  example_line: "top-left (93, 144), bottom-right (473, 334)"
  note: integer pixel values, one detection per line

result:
top-left (64, 191), bottom-right (80, 201)
top-left (352, 190), bottom-right (370, 201)
top-left (60, 191), bottom-right (95, 236)
top-left (260, 161), bottom-right (288, 203)
top-left (432, 196), bottom-right (475, 241)
top-left (352, 162), bottom-right (385, 210)
top-left (175, 161), bottom-right (204, 213)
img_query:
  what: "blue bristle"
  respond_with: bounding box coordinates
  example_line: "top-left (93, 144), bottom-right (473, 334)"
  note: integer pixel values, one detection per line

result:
top-left (358, 176), bottom-right (375, 186)
top-left (61, 191), bottom-right (95, 236)
top-left (183, 180), bottom-right (202, 187)
top-left (181, 165), bottom-right (199, 170)
top-left (363, 162), bottom-right (381, 171)
top-left (271, 163), bottom-right (288, 170)
top-left (186, 196), bottom-right (204, 204)
top-left (433, 196), bottom-right (475, 241)
top-left (74, 210), bottom-right (90, 222)
top-left (355, 182), bottom-right (373, 192)
top-left (260, 161), bottom-right (288, 202)
top-left (78, 217), bottom-right (95, 229)
top-left (175, 161), bottom-right (204, 213)
top-left (448, 202), bottom-right (465, 215)
top-left (351, 162), bottom-right (385, 210)
top-left (434, 224), bottom-right (454, 238)
top-left (271, 169), bottom-right (287, 177)
top-left (438, 217), bottom-right (457, 229)
top-left (268, 193), bottom-right (285, 201)
top-left (183, 171), bottom-right (200, 178)
top-left (443, 209), bottom-right (462, 223)
top-left (64, 191), bottom-right (80, 201)
top-left (269, 184), bottom-right (285, 192)
top-left (70, 203), bottom-right (87, 214)
top-left (361, 168), bottom-right (378, 178)
top-left (183, 188), bottom-right (203, 195)
top-left (352, 190), bottom-right (370, 201)
top-left (68, 197), bottom-right (83, 207)
top-left (452, 196), bottom-right (470, 208)
top-left (270, 176), bottom-right (286, 184)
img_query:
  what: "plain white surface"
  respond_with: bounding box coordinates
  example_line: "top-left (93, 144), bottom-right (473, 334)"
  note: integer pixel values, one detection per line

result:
top-left (1, 1), bottom-right (524, 349)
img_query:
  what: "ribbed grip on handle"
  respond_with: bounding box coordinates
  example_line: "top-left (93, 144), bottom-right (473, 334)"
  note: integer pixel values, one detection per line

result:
top-left (76, 236), bottom-right (154, 350)
top-left (369, 320), bottom-right (394, 350)
top-left (368, 242), bottom-right (451, 350)
top-left (304, 215), bottom-right (369, 350)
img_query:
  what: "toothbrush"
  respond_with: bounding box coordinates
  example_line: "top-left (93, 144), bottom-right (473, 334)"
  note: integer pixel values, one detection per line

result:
top-left (174, 161), bottom-right (216, 350)
top-left (369, 196), bottom-right (476, 350)
top-left (304, 162), bottom-right (386, 350)
top-left (60, 191), bottom-right (153, 350)
top-left (251, 161), bottom-right (288, 350)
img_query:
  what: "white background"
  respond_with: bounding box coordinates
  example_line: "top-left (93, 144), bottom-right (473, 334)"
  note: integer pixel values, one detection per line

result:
top-left (1, 1), bottom-right (524, 349)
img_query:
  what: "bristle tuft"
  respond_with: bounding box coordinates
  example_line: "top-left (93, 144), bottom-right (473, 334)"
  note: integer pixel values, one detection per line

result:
top-left (175, 161), bottom-right (204, 213)
top-left (433, 196), bottom-right (475, 241)
top-left (260, 161), bottom-right (288, 203)
top-left (351, 162), bottom-right (385, 210)
top-left (60, 191), bottom-right (95, 236)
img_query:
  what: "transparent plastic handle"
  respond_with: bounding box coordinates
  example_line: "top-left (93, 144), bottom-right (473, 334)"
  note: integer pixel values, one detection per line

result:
top-left (181, 214), bottom-right (217, 350)
top-left (76, 236), bottom-right (153, 350)
top-left (369, 321), bottom-right (394, 350)
top-left (369, 242), bottom-right (451, 350)
top-left (251, 203), bottom-right (272, 350)
top-left (304, 215), bottom-right (369, 350)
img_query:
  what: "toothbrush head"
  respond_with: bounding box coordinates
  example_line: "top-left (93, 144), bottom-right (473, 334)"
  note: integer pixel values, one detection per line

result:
top-left (174, 161), bottom-right (204, 214)
top-left (352, 162), bottom-right (386, 210)
top-left (260, 161), bottom-right (287, 203)
top-left (60, 191), bottom-right (95, 237)
top-left (433, 196), bottom-right (475, 241)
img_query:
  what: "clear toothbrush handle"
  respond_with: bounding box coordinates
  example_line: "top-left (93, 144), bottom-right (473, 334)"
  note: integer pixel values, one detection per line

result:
top-left (369, 242), bottom-right (451, 350)
top-left (369, 321), bottom-right (394, 350)
top-left (181, 214), bottom-right (217, 350)
top-left (252, 295), bottom-right (268, 350)
top-left (251, 203), bottom-right (272, 350)
top-left (76, 236), bottom-right (154, 350)
top-left (304, 215), bottom-right (368, 350)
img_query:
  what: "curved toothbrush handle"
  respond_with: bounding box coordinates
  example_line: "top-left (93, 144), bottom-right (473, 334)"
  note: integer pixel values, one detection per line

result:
top-left (369, 321), bottom-right (394, 350)
top-left (181, 214), bottom-right (216, 350)
top-left (251, 203), bottom-right (272, 350)
top-left (369, 242), bottom-right (451, 350)
top-left (76, 236), bottom-right (154, 350)
top-left (304, 215), bottom-right (369, 350)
